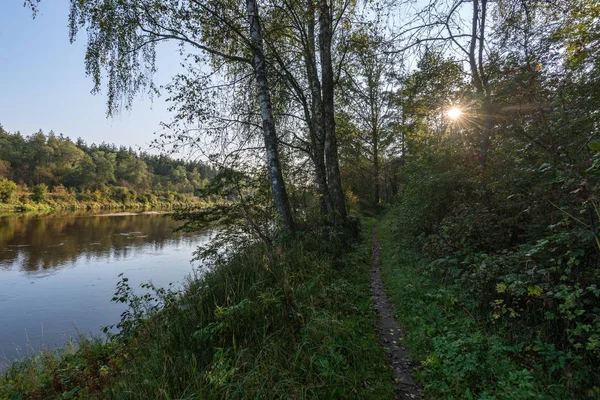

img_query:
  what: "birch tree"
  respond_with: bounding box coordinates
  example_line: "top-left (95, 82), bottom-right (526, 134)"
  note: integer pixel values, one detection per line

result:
top-left (253, 0), bottom-right (355, 224)
top-left (67, 0), bottom-right (296, 231)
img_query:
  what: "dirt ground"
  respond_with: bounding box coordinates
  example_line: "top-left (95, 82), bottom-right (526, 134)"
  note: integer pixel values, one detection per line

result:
top-left (371, 226), bottom-right (421, 399)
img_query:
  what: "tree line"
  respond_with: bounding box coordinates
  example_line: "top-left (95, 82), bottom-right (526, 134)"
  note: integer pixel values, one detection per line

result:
top-left (0, 126), bottom-right (216, 205)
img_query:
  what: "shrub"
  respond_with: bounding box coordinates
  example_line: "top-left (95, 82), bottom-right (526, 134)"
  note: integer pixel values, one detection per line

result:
top-left (51, 184), bottom-right (76, 203)
top-left (142, 192), bottom-right (156, 204)
top-left (32, 184), bottom-right (48, 203)
top-left (0, 179), bottom-right (17, 203)
top-left (110, 186), bottom-right (137, 204)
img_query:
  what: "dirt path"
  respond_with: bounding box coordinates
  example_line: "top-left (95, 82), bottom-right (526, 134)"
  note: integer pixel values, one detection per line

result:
top-left (371, 225), bottom-right (421, 399)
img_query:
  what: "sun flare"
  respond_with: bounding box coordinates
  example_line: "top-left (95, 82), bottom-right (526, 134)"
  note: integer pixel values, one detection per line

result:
top-left (447, 107), bottom-right (462, 120)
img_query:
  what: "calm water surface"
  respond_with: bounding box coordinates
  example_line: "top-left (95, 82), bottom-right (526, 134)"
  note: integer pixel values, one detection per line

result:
top-left (0, 212), bottom-right (212, 367)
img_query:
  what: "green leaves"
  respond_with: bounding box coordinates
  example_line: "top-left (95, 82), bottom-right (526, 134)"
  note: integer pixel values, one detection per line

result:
top-left (588, 139), bottom-right (600, 152)
top-left (0, 179), bottom-right (17, 203)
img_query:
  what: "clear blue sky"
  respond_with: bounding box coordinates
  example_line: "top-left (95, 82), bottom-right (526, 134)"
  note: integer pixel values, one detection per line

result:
top-left (0, 2), bottom-right (182, 151)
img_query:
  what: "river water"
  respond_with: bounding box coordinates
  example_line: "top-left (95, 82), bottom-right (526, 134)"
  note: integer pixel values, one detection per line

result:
top-left (0, 212), bottom-right (212, 368)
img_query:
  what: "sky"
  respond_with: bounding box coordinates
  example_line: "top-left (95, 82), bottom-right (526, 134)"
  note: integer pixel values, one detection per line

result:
top-left (0, 2), bottom-right (182, 151)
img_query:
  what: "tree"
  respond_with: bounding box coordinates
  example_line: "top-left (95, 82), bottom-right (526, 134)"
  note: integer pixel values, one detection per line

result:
top-left (68, 0), bottom-right (296, 231)
top-left (400, 51), bottom-right (464, 148)
top-left (32, 183), bottom-right (48, 203)
top-left (65, 154), bottom-right (96, 188)
top-left (391, 0), bottom-right (497, 168)
top-left (338, 31), bottom-right (401, 206)
top-left (116, 155), bottom-right (152, 191)
top-left (0, 160), bottom-right (10, 180)
top-left (246, 0), bottom-right (296, 230)
top-left (153, 0), bottom-right (356, 225)
top-left (275, 0), bottom-right (355, 223)
top-left (317, 0), bottom-right (348, 221)
top-left (92, 151), bottom-right (117, 186)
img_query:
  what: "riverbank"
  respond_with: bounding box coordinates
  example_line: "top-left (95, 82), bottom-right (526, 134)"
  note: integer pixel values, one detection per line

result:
top-left (0, 197), bottom-right (207, 214)
top-left (0, 219), bottom-right (394, 399)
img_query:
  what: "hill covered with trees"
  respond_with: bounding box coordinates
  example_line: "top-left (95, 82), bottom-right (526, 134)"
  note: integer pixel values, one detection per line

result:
top-left (0, 126), bottom-right (216, 211)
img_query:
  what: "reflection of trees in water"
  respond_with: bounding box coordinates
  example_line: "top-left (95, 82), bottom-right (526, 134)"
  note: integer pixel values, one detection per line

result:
top-left (0, 214), bottom-right (198, 272)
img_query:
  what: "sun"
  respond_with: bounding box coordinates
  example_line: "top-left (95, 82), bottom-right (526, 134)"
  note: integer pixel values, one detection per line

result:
top-left (446, 107), bottom-right (462, 120)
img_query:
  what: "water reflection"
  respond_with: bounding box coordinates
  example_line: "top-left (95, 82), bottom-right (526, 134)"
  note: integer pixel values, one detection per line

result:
top-left (0, 213), bottom-right (195, 273)
top-left (0, 212), bottom-right (210, 367)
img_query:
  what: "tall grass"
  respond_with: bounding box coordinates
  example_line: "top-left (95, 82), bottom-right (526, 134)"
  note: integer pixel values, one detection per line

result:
top-left (1, 221), bottom-right (393, 399)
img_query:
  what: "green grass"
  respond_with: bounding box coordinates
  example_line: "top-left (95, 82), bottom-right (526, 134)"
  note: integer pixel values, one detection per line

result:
top-left (1, 221), bottom-right (393, 399)
top-left (377, 212), bottom-right (585, 400)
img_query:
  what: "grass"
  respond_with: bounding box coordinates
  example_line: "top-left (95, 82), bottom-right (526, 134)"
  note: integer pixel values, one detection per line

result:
top-left (377, 211), bottom-right (584, 399)
top-left (0, 219), bottom-right (393, 399)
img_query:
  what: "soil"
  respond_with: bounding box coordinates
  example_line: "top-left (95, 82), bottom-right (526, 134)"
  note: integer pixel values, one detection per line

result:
top-left (371, 225), bottom-right (421, 399)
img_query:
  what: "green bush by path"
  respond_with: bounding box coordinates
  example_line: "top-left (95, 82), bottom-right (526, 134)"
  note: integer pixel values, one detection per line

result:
top-left (378, 212), bottom-right (599, 399)
top-left (0, 222), bottom-right (393, 399)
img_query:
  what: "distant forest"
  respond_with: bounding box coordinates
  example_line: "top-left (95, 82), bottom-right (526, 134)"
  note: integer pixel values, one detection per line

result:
top-left (0, 125), bottom-right (217, 207)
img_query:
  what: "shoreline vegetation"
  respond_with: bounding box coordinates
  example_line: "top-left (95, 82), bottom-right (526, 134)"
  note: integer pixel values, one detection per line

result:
top-left (0, 218), bottom-right (395, 399)
top-left (0, 128), bottom-right (218, 216)
top-left (0, 193), bottom-right (208, 215)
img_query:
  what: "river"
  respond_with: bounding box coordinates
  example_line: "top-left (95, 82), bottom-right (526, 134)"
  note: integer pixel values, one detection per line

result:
top-left (0, 211), bottom-right (212, 368)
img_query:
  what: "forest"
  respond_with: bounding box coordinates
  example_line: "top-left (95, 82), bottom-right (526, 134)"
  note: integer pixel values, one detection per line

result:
top-left (0, 127), bottom-right (216, 210)
top-left (2, 0), bottom-right (600, 398)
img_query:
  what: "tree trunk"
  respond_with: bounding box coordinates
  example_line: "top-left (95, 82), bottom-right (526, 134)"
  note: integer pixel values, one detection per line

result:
top-left (318, 0), bottom-right (347, 222)
top-left (373, 127), bottom-right (380, 206)
top-left (469, 0), bottom-right (491, 169)
top-left (246, 0), bottom-right (295, 232)
top-left (313, 146), bottom-right (335, 221)
top-left (303, 0), bottom-right (335, 223)
top-left (480, 98), bottom-right (492, 168)
top-left (369, 70), bottom-right (381, 207)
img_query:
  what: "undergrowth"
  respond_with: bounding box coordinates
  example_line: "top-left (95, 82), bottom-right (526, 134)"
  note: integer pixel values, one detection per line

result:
top-left (378, 211), bottom-right (599, 399)
top-left (0, 220), bottom-right (392, 399)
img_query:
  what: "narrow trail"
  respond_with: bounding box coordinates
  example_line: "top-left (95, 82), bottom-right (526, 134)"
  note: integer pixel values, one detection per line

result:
top-left (371, 225), bottom-right (421, 399)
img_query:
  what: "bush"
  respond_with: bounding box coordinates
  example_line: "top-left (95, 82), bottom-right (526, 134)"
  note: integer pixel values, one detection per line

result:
top-left (32, 184), bottom-right (48, 203)
top-left (0, 179), bottom-right (17, 203)
top-left (110, 186), bottom-right (137, 204)
top-left (388, 133), bottom-right (600, 396)
top-left (50, 184), bottom-right (77, 203)
top-left (141, 192), bottom-right (156, 204)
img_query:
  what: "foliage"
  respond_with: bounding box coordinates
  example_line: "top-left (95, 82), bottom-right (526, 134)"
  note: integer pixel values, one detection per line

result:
top-left (380, 49), bottom-right (600, 400)
top-left (173, 167), bottom-right (278, 258)
top-left (32, 184), bottom-right (48, 203)
top-left (0, 337), bottom-right (122, 399)
top-left (384, 136), bottom-right (600, 396)
top-left (0, 179), bottom-right (17, 203)
top-left (0, 128), bottom-right (217, 211)
top-left (370, 2), bottom-right (600, 394)
top-left (8, 0), bottom-right (600, 397)
top-left (378, 214), bottom-right (571, 399)
top-left (337, 30), bottom-right (403, 207)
